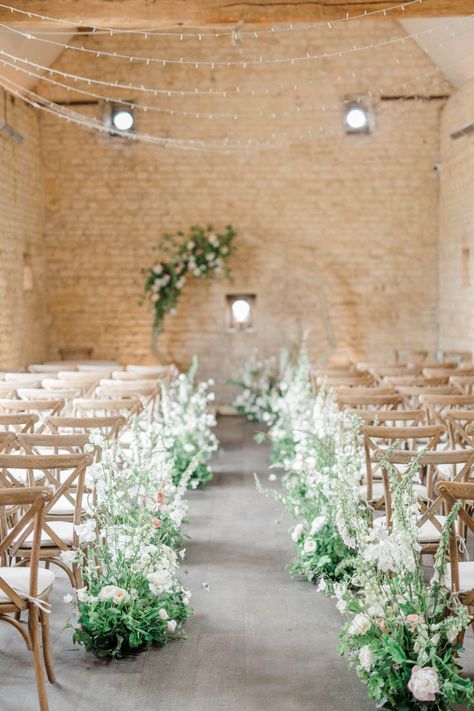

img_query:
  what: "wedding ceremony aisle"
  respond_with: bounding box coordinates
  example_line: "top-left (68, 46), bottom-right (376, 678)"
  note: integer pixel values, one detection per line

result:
top-left (0, 416), bottom-right (373, 711)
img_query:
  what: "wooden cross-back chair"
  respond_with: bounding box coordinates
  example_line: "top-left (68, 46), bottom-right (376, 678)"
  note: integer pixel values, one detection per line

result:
top-left (346, 408), bottom-right (426, 426)
top-left (336, 392), bottom-right (403, 412)
top-left (385, 376), bottom-right (450, 387)
top-left (56, 371), bottom-right (101, 396)
top-left (444, 411), bottom-right (474, 449)
top-left (450, 376), bottom-right (474, 395)
top-left (397, 386), bottom-right (457, 410)
top-left (441, 351), bottom-right (472, 365)
top-left (0, 414), bottom-right (39, 434)
top-left (95, 380), bottom-right (159, 417)
top-left (0, 486), bottom-right (55, 711)
top-left (0, 400), bottom-right (66, 431)
top-left (422, 367), bottom-right (460, 379)
top-left (44, 415), bottom-right (126, 442)
top-left (370, 365), bottom-right (422, 382)
top-left (422, 394), bottom-right (474, 432)
top-left (436, 481), bottom-right (474, 611)
top-left (0, 381), bottom-right (42, 397)
top-left (361, 425), bottom-right (444, 509)
top-left (28, 363), bottom-right (70, 374)
top-left (73, 397), bottom-right (142, 423)
top-left (375, 449), bottom-right (474, 554)
top-left (0, 453), bottom-right (93, 586)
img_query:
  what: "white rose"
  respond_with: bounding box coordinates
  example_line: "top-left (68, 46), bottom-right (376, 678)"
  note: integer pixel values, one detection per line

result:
top-left (63, 593), bottom-right (73, 604)
top-left (147, 568), bottom-right (173, 593)
top-left (291, 523), bottom-right (304, 542)
top-left (153, 264), bottom-right (163, 274)
top-left (112, 588), bottom-right (130, 605)
top-left (359, 645), bottom-right (374, 671)
top-left (167, 620), bottom-right (177, 633)
top-left (348, 613), bottom-right (371, 636)
top-left (310, 516), bottom-right (326, 535)
top-left (303, 539), bottom-right (317, 555)
top-left (408, 666), bottom-right (440, 702)
top-left (98, 585), bottom-right (118, 601)
top-left (159, 608), bottom-right (169, 620)
top-left (187, 240), bottom-right (195, 250)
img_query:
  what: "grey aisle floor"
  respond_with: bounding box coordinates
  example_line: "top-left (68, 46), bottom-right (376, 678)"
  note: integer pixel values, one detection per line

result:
top-left (3, 415), bottom-right (443, 711)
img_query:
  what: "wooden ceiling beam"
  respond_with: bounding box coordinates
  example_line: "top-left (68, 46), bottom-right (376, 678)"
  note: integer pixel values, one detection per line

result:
top-left (0, 1), bottom-right (472, 29)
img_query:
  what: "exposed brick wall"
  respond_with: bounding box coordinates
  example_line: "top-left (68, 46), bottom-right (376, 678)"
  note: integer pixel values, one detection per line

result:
top-left (0, 94), bottom-right (47, 370)
top-left (438, 78), bottom-right (474, 356)
top-left (0, 21), bottom-right (452, 398)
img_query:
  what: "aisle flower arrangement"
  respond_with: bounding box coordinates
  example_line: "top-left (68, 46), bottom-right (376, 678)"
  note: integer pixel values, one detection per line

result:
top-left (231, 349), bottom-right (279, 424)
top-left (245, 342), bottom-right (474, 709)
top-left (157, 359), bottom-right (219, 489)
top-left (66, 364), bottom-right (218, 659)
top-left (144, 224), bottom-right (236, 331)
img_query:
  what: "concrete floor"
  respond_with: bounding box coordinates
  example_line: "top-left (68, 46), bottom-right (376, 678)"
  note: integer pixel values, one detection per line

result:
top-left (2, 416), bottom-right (472, 711)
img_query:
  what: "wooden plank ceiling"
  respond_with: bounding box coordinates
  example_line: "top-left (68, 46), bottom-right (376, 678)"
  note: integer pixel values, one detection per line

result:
top-left (0, 1), bottom-right (472, 29)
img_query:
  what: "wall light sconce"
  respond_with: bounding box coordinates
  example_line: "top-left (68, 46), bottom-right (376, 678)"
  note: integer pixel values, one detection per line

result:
top-left (226, 294), bottom-right (255, 332)
top-left (105, 102), bottom-right (135, 134)
top-left (344, 100), bottom-right (373, 135)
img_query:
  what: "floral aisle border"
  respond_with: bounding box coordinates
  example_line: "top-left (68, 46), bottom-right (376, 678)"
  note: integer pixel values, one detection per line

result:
top-left (65, 361), bottom-right (218, 659)
top-left (143, 225), bottom-right (236, 333)
top-left (236, 344), bottom-right (474, 710)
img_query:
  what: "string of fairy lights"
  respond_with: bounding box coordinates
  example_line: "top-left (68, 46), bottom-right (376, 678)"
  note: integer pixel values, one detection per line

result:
top-left (0, 54), bottom-right (448, 121)
top-left (0, 13), bottom-right (470, 68)
top-left (0, 1), bottom-right (468, 150)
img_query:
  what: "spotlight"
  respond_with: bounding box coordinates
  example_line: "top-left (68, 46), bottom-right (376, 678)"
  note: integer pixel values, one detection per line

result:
top-left (111, 106), bottom-right (134, 132)
top-left (344, 101), bottom-right (370, 134)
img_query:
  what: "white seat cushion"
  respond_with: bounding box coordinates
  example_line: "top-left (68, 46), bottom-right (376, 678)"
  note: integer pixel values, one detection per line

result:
top-left (374, 514), bottom-right (447, 543)
top-left (12, 520), bottom-right (74, 548)
top-left (358, 482), bottom-right (429, 501)
top-left (444, 561), bottom-right (474, 592)
top-left (0, 567), bottom-right (55, 603)
top-left (10, 468), bottom-right (46, 484)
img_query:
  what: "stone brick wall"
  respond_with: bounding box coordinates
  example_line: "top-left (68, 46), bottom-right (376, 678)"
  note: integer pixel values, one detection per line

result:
top-left (1, 20), bottom-right (452, 399)
top-left (438, 78), bottom-right (474, 356)
top-left (0, 94), bottom-right (47, 370)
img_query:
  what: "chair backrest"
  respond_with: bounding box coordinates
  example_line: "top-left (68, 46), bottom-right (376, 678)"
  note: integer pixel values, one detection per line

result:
top-left (422, 367), bottom-right (459, 378)
top-left (345, 408), bottom-right (426, 426)
top-left (15, 433), bottom-right (91, 456)
top-left (0, 381), bottom-right (41, 396)
top-left (422, 394), bottom-right (474, 429)
top-left (337, 393), bottom-right (403, 411)
top-left (73, 397), bottom-right (142, 419)
top-left (398, 386), bottom-right (457, 410)
top-left (0, 432), bottom-right (16, 453)
top-left (370, 365), bottom-right (422, 379)
top-left (362, 425), bottom-right (444, 502)
top-left (17, 388), bottom-right (77, 402)
top-left (320, 375), bottom-right (374, 388)
top-left (0, 487), bottom-right (52, 606)
top-left (435, 480), bottom-right (474, 593)
top-left (44, 415), bottom-right (126, 440)
top-left (0, 414), bottom-right (39, 433)
top-left (0, 399), bottom-right (65, 419)
top-left (385, 376), bottom-right (449, 387)
top-left (445, 410), bottom-right (474, 449)
top-left (126, 364), bottom-right (176, 379)
top-left (376, 448), bottom-right (474, 529)
top-left (450, 376), bottom-right (474, 395)
top-left (111, 371), bottom-right (161, 382)
top-left (0, 453), bottom-right (93, 552)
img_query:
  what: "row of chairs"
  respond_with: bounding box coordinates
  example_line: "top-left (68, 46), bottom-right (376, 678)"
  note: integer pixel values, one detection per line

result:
top-left (0, 358), bottom-right (173, 710)
top-left (315, 356), bottom-right (474, 642)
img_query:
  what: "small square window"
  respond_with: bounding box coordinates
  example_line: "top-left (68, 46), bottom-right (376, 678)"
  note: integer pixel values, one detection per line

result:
top-left (226, 294), bottom-right (255, 332)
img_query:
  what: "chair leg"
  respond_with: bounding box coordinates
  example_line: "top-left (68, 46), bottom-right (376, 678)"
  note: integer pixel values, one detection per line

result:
top-left (29, 605), bottom-right (49, 711)
top-left (40, 608), bottom-right (55, 684)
